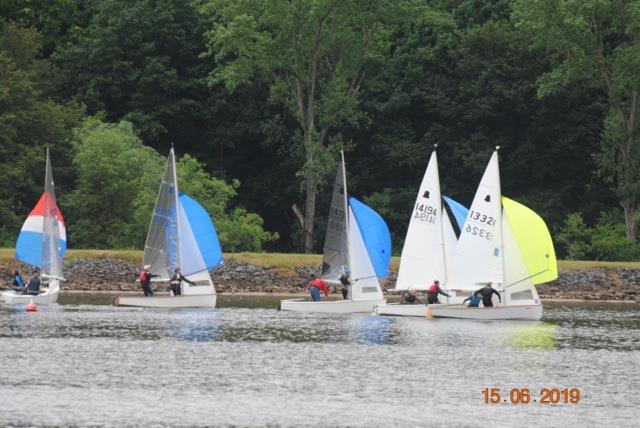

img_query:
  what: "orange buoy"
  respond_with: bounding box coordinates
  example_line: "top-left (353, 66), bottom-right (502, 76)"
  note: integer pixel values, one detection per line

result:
top-left (26, 300), bottom-right (38, 312)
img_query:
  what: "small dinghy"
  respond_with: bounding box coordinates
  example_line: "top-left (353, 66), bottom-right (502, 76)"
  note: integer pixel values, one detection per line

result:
top-left (280, 151), bottom-right (391, 313)
top-left (114, 148), bottom-right (223, 308)
top-left (2, 149), bottom-right (66, 305)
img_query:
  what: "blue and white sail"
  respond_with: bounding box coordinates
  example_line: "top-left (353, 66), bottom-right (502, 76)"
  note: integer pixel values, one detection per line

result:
top-left (143, 148), bottom-right (223, 295)
top-left (349, 197), bottom-right (391, 280)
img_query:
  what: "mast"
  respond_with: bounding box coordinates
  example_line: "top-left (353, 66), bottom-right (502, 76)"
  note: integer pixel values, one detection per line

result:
top-left (496, 146), bottom-right (506, 305)
top-left (340, 150), bottom-right (350, 275)
top-left (434, 145), bottom-right (448, 285)
top-left (171, 146), bottom-right (183, 272)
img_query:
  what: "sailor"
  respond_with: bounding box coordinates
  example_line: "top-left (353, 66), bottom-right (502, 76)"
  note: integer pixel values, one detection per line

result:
top-left (476, 283), bottom-right (501, 307)
top-left (170, 267), bottom-right (195, 296)
top-left (26, 274), bottom-right (41, 296)
top-left (307, 276), bottom-right (330, 302)
top-left (339, 272), bottom-right (350, 299)
top-left (139, 265), bottom-right (157, 297)
top-left (462, 291), bottom-right (482, 307)
top-left (401, 288), bottom-right (422, 304)
top-left (12, 270), bottom-right (26, 293)
top-left (426, 280), bottom-right (450, 304)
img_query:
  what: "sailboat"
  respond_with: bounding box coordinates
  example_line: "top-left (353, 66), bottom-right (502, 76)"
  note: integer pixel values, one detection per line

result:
top-left (2, 149), bottom-right (66, 305)
top-left (114, 148), bottom-right (223, 308)
top-left (429, 149), bottom-right (557, 320)
top-left (373, 148), bottom-right (464, 317)
top-left (280, 151), bottom-right (391, 313)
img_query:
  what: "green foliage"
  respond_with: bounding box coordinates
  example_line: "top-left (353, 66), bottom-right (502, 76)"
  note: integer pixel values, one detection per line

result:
top-left (65, 118), bottom-right (276, 251)
top-left (0, 24), bottom-right (81, 245)
top-left (556, 213), bottom-right (593, 260)
top-left (557, 211), bottom-right (640, 261)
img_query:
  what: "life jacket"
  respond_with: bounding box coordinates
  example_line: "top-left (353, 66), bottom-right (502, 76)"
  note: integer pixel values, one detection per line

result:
top-left (170, 274), bottom-right (181, 286)
top-left (428, 283), bottom-right (440, 294)
top-left (140, 271), bottom-right (149, 283)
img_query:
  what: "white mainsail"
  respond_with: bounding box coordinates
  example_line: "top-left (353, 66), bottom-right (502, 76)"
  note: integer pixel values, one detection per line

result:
top-left (143, 149), bottom-right (179, 280)
top-left (396, 150), bottom-right (457, 290)
top-left (41, 148), bottom-right (64, 280)
top-left (321, 152), bottom-right (349, 282)
top-left (447, 151), bottom-right (503, 291)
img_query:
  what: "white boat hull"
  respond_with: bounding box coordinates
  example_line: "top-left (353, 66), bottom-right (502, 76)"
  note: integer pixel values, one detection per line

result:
top-left (279, 298), bottom-right (386, 314)
top-left (372, 302), bottom-right (428, 317)
top-left (1, 286), bottom-right (59, 305)
top-left (113, 293), bottom-right (217, 308)
top-left (428, 304), bottom-right (542, 321)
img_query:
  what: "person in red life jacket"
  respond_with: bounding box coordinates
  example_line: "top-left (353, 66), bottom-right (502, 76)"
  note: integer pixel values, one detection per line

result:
top-left (307, 276), bottom-right (330, 302)
top-left (140, 265), bottom-right (158, 297)
top-left (426, 279), bottom-right (450, 304)
top-left (476, 283), bottom-right (501, 307)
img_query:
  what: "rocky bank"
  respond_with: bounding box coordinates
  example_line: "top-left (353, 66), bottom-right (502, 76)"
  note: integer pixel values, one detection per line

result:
top-left (1, 258), bottom-right (639, 302)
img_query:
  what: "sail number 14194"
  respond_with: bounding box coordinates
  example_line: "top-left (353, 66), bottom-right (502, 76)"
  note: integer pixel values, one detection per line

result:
top-left (482, 387), bottom-right (581, 405)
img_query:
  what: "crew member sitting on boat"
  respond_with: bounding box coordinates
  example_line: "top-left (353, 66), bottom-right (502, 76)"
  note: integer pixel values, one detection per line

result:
top-left (12, 270), bottom-right (26, 293)
top-left (25, 274), bottom-right (41, 296)
top-left (170, 267), bottom-right (195, 296)
top-left (401, 288), bottom-right (422, 304)
top-left (339, 273), bottom-right (350, 299)
top-left (462, 291), bottom-right (481, 307)
top-left (140, 265), bottom-right (158, 297)
top-left (476, 283), bottom-right (501, 307)
top-left (426, 280), bottom-right (450, 304)
top-left (307, 276), bottom-right (330, 302)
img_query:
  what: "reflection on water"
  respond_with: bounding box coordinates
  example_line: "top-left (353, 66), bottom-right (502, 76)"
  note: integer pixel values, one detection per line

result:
top-left (505, 323), bottom-right (559, 350)
top-left (0, 298), bottom-right (639, 427)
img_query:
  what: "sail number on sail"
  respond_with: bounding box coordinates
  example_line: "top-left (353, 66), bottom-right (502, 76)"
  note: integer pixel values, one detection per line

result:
top-left (413, 203), bottom-right (437, 224)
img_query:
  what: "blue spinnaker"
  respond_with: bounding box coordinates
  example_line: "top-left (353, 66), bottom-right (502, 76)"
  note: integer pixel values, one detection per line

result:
top-left (443, 196), bottom-right (469, 231)
top-left (179, 194), bottom-right (223, 270)
top-left (349, 197), bottom-right (391, 280)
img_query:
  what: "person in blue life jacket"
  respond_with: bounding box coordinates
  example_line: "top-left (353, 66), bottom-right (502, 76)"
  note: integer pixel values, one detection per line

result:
top-left (462, 292), bottom-right (481, 307)
top-left (170, 267), bottom-right (195, 296)
top-left (26, 274), bottom-right (41, 296)
top-left (12, 270), bottom-right (26, 293)
top-left (426, 280), bottom-right (450, 304)
top-left (339, 273), bottom-right (350, 300)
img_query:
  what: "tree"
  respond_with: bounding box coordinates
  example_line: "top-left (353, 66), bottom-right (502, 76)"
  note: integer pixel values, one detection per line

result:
top-left (66, 117), bottom-right (277, 250)
top-left (513, 0), bottom-right (640, 240)
top-left (0, 24), bottom-right (81, 245)
top-left (201, 0), bottom-right (402, 253)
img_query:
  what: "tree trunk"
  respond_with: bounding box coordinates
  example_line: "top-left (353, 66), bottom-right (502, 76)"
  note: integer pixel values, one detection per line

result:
top-left (303, 168), bottom-right (317, 254)
top-left (622, 198), bottom-right (638, 241)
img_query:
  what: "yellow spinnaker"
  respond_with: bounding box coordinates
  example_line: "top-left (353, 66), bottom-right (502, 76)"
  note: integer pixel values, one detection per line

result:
top-left (502, 197), bottom-right (558, 284)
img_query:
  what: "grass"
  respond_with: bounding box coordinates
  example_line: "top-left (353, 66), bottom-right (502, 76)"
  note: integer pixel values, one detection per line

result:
top-left (2, 248), bottom-right (640, 271)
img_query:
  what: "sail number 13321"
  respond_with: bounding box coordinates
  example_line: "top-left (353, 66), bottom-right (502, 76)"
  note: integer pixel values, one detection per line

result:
top-left (482, 387), bottom-right (581, 405)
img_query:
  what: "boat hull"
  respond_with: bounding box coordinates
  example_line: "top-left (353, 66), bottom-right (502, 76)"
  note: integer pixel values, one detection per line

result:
top-left (428, 304), bottom-right (542, 321)
top-left (280, 298), bottom-right (386, 314)
top-left (372, 302), bottom-right (428, 317)
top-left (1, 287), bottom-right (59, 305)
top-left (113, 293), bottom-right (217, 308)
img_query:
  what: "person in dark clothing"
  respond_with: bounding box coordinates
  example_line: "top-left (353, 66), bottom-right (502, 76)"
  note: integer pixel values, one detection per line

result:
top-left (12, 270), bottom-right (26, 293)
top-left (139, 265), bottom-right (158, 297)
top-left (427, 280), bottom-right (450, 304)
top-left (26, 274), bottom-right (41, 296)
top-left (401, 288), bottom-right (423, 304)
top-left (170, 268), bottom-right (195, 296)
top-left (462, 292), bottom-right (482, 308)
top-left (476, 283), bottom-right (501, 307)
top-left (339, 273), bottom-right (350, 300)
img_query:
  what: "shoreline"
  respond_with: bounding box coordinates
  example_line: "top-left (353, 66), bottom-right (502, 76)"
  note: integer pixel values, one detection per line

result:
top-left (57, 290), bottom-right (640, 304)
top-left (2, 257), bottom-right (640, 303)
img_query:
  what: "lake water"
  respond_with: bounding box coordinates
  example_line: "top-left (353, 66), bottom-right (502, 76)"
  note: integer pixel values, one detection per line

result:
top-left (0, 296), bottom-right (638, 427)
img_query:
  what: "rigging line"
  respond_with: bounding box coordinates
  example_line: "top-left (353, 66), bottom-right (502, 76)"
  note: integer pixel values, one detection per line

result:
top-left (504, 269), bottom-right (550, 289)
